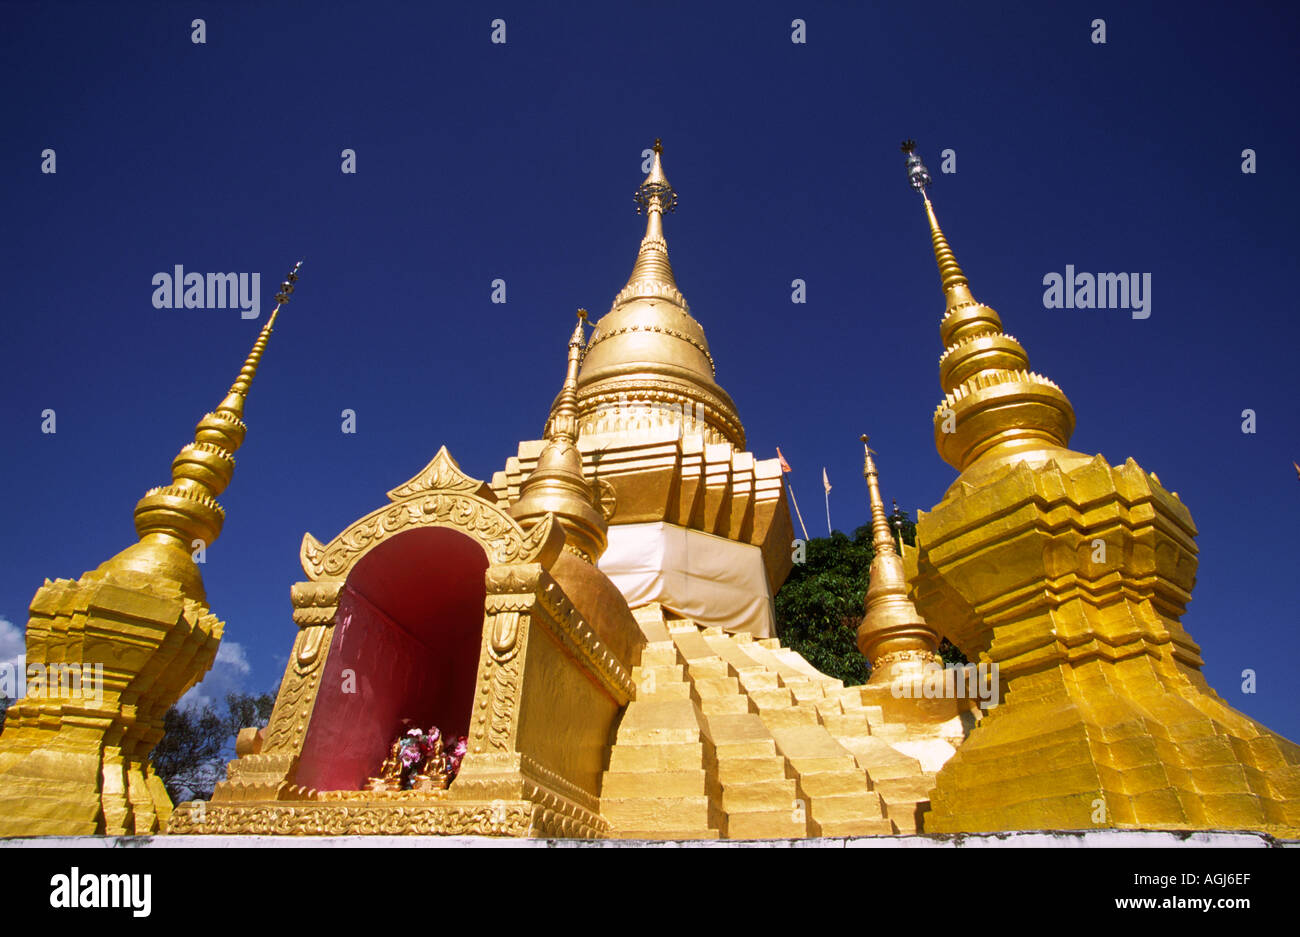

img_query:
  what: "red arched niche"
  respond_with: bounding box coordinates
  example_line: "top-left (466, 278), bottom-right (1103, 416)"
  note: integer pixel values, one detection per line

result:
top-left (295, 526), bottom-right (489, 792)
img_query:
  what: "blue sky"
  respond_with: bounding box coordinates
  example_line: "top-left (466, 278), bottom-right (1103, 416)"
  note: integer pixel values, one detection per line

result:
top-left (1, 1), bottom-right (1297, 740)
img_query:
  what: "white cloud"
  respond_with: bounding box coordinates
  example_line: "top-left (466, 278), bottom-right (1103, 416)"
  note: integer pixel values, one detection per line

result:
top-left (177, 640), bottom-right (252, 712)
top-left (0, 617), bottom-right (25, 699)
top-left (215, 640), bottom-right (251, 675)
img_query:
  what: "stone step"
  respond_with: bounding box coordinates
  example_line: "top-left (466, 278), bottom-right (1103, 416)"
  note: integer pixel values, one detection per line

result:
top-left (632, 607), bottom-right (673, 644)
top-left (758, 706), bottom-right (821, 730)
top-left (602, 795), bottom-right (713, 830)
top-left (671, 632), bottom-right (728, 667)
top-left (737, 670), bottom-right (781, 692)
top-left (715, 755), bottom-right (790, 785)
top-left (607, 742), bottom-right (706, 773)
top-left (714, 738), bottom-right (777, 759)
top-left (631, 663), bottom-right (687, 685)
top-left (806, 790), bottom-right (886, 824)
top-left (690, 676), bottom-right (741, 698)
top-left (794, 769), bottom-right (873, 798)
top-left (829, 686), bottom-right (867, 710)
top-left (719, 778), bottom-right (800, 812)
top-left (738, 642), bottom-right (814, 680)
top-left (773, 648), bottom-right (844, 688)
top-left (701, 631), bottom-right (768, 669)
top-left (634, 682), bottom-right (692, 702)
top-left (697, 694), bottom-right (752, 716)
top-left (601, 769), bottom-right (709, 799)
top-left (837, 711), bottom-right (871, 735)
top-left (821, 710), bottom-right (872, 736)
top-left (811, 816), bottom-right (895, 837)
top-left (703, 713), bottom-right (780, 759)
top-left (748, 687), bottom-right (797, 710)
top-left (788, 684), bottom-right (826, 704)
top-left (723, 810), bottom-right (807, 840)
top-left (883, 798), bottom-right (928, 833)
top-left (819, 712), bottom-right (847, 735)
top-left (614, 699), bottom-right (705, 745)
top-left (873, 775), bottom-right (938, 803)
top-left (866, 723), bottom-right (911, 743)
top-left (638, 641), bottom-right (681, 667)
top-left (836, 736), bottom-right (925, 781)
top-left (606, 829), bottom-right (720, 840)
top-left (770, 726), bottom-right (860, 773)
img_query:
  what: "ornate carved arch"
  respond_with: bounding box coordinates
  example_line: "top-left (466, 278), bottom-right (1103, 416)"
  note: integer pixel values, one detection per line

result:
top-left (298, 446), bottom-right (564, 581)
top-left (181, 445), bottom-right (618, 838)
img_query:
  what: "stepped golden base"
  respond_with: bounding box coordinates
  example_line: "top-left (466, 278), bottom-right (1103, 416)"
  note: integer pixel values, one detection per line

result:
top-left (0, 571), bottom-right (221, 836)
top-left (912, 453), bottom-right (1300, 836)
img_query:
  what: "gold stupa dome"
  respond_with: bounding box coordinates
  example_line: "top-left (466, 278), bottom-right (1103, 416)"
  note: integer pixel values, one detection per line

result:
top-left (575, 140), bottom-right (745, 448)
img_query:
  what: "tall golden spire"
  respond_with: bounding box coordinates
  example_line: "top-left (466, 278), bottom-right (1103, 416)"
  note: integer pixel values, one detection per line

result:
top-left (575, 139), bottom-right (745, 448)
top-left (96, 261), bottom-right (303, 601)
top-left (856, 435), bottom-right (940, 685)
top-left (901, 142), bottom-right (1075, 475)
top-left (612, 139), bottom-right (687, 311)
top-left (511, 309), bottom-right (609, 562)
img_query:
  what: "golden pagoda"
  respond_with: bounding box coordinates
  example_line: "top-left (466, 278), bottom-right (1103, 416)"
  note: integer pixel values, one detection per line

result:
top-left (0, 263), bottom-right (302, 835)
top-left (5, 141), bottom-right (1298, 842)
top-left (898, 143), bottom-right (1300, 834)
top-left (162, 143), bottom-right (966, 839)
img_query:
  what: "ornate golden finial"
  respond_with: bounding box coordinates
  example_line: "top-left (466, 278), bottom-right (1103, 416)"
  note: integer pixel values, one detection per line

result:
top-left (856, 435), bottom-right (941, 684)
top-left (573, 140), bottom-right (745, 450)
top-left (614, 139), bottom-right (686, 310)
top-left (216, 261), bottom-right (300, 418)
top-left (510, 309), bottom-right (609, 562)
top-left (98, 260), bottom-right (303, 600)
top-left (901, 140), bottom-right (932, 194)
top-left (904, 144), bottom-right (1075, 473)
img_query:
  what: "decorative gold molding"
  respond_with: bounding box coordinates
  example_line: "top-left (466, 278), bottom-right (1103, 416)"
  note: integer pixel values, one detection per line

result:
top-left (533, 575), bottom-right (634, 704)
top-left (386, 445), bottom-right (496, 502)
top-left (586, 322), bottom-right (715, 374)
top-left (168, 801), bottom-right (536, 837)
top-left (299, 480), bottom-right (563, 581)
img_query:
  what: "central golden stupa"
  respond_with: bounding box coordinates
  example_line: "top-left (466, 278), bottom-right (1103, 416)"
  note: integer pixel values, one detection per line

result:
top-left (1, 142), bottom-right (1296, 841)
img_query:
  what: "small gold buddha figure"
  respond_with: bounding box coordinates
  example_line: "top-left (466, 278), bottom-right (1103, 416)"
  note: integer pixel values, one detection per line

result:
top-left (366, 738), bottom-right (404, 792)
top-left (411, 731), bottom-right (450, 791)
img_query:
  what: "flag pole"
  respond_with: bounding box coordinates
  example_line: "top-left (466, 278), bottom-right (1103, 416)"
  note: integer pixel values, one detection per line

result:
top-left (776, 447), bottom-right (809, 540)
top-left (787, 484), bottom-right (809, 541)
top-left (823, 467), bottom-right (833, 535)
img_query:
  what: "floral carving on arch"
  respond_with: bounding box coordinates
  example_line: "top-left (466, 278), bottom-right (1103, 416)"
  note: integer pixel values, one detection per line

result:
top-left (299, 446), bottom-right (563, 581)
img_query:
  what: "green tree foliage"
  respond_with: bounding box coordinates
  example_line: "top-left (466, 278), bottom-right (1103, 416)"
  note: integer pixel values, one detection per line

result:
top-left (150, 690), bottom-right (277, 802)
top-left (774, 509), bottom-right (965, 686)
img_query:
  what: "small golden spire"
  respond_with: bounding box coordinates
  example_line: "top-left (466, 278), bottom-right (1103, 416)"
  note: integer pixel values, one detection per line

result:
top-left (856, 435), bottom-right (941, 685)
top-left (510, 309), bottom-right (609, 562)
top-left (860, 435), bottom-right (896, 557)
top-left (97, 261), bottom-right (303, 601)
top-left (547, 308), bottom-right (588, 440)
top-left (903, 144), bottom-right (1076, 473)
